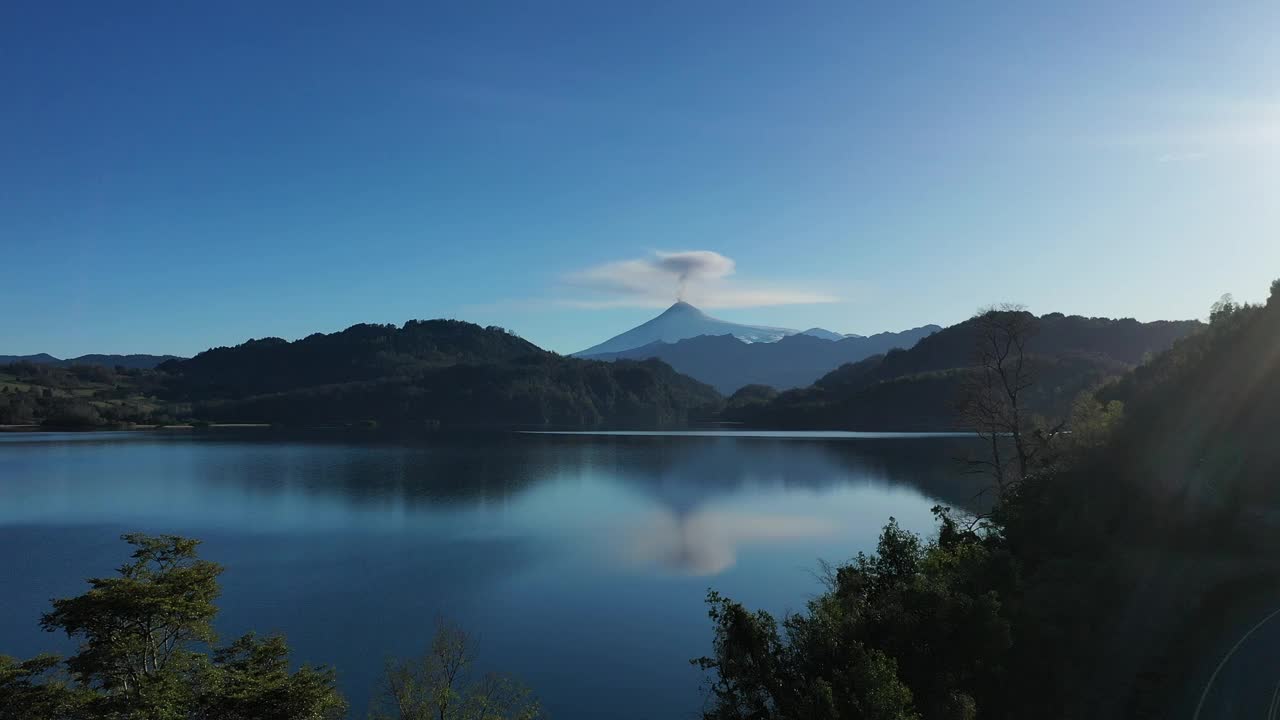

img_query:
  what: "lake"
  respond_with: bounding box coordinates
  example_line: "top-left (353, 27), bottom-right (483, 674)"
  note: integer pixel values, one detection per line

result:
top-left (0, 429), bottom-right (986, 719)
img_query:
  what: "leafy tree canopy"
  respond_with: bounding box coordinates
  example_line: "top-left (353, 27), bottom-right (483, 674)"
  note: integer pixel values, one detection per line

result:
top-left (3, 534), bottom-right (347, 720)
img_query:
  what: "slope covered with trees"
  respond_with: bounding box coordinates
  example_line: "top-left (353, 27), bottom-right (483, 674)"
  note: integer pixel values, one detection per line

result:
top-left (3, 321), bottom-right (724, 430)
top-left (1096, 286), bottom-right (1280, 515)
top-left (160, 320), bottom-right (723, 429)
top-left (0, 362), bottom-right (176, 428)
top-left (727, 312), bottom-right (1200, 430)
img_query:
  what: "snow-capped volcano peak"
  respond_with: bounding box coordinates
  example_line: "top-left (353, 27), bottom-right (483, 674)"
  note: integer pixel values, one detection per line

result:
top-left (574, 302), bottom-right (798, 356)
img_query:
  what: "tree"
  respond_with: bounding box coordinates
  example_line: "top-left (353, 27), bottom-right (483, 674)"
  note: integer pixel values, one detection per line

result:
top-left (0, 654), bottom-right (90, 720)
top-left (961, 306), bottom-right (1059, 495)
top-left (694, 590), bottom-right (919, 720)
top-left (1064, 392), bottom-right (1124, 451)
top-left (726, 384), bottom-right (779, 410)
top-left (41, 533), bottom-right (222, 704)
top-left (1209, 293), bottom-right (1238, 323)
top-left (694, 517), bottom-right (1014, 720)
top-left (194, 633), bottom-right (347, 720)
top-left (1, 533), bottom-right (346, 720)
top-left (370, 618), bottom-right (542, 720)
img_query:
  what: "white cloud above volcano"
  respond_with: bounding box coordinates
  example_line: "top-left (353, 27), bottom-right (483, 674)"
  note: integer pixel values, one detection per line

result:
top-left (562, 250), bottom-right (836, 309)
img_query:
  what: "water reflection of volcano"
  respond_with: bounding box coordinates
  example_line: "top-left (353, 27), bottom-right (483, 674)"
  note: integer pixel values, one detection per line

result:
top-left (183, 431), bottom-right (988, 573)
top-left (561, 434), bottom-right (989, 575)
top-left (624, 507), bottom-right (839, 575)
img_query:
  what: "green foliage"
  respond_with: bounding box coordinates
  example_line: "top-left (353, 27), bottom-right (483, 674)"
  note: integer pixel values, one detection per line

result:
top-left (0, 362), bottom-right (171, 427)
top-left (0, 654), bottom-right (91, 720)
top-left (370, 619), bottom-right (542, 720)
top-left (1065, 393), bottom-right (1124, 451)
top-left (41, 534), bottom-right (223, 696)
top-left (3, 534), bottom-right (346, 720)
top-left (42, 400), bottom-right (104, 428)
top-left (195, 634), bottom-right (347, 720)
top-left (696, 517), bottom-right (1015, 720)
top-left (726, 384), bottom-right (780, 410)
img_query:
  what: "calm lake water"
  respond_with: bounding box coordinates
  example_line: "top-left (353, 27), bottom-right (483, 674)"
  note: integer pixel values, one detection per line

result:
top-left (0, 429), bottom-right (985, 719)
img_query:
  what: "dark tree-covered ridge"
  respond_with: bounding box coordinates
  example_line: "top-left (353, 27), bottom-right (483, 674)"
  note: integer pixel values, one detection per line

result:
top-left (728, 312), bottom-right (1201, 430)
top-left (159, 320), bottom-right (546, 399)
top-left (159, 320), bottom-right (724, 429)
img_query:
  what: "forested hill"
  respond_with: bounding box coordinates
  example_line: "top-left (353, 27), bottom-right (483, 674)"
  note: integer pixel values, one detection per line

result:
top-left (1098, 286), bottom-right (1280, 510)
top-left (159, 320), bottom-right (545, 399)
top-left (159, 320), bottom-right (723, 429)
top-left (728, 312), bottom-right (1202, 430)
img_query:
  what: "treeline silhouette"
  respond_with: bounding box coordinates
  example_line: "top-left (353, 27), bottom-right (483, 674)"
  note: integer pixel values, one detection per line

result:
top-left (160, 320), bottom-right (723, 429)
top-left (726, 312), bottom-right (1200, 430)
top-left (0, 353), bottom-right (178, 370)
top-left (3, 321), bottom-right (724, 430)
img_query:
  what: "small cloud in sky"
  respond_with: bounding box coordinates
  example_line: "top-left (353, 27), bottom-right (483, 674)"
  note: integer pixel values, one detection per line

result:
top-left (561, 250), bottom-right (837, 309)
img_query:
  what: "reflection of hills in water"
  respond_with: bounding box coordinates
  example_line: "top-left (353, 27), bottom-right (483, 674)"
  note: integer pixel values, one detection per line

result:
top-left (571, 435), bottom-right (991, 516)
top-left (550, 435), bottom-right (992, 575)
top-left (190, 430), bottom-right (989, 516)
top-left (10, 430), bottom-right (990, 576)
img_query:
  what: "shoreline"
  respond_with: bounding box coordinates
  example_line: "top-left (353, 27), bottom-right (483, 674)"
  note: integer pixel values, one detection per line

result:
top-left (0, 423), bottom-right (272, 433)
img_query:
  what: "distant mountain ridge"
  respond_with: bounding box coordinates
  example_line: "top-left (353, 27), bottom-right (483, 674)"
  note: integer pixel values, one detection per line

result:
top-left (584, 324), bottom-right (941, 393)
top-left (728, 311), bottom-right (1204, 430)
top-left (574, 302), bottom-right (806, 356)
top-left (0, 353), bottom-right (180, 370)
top-left (800, 327), bottom-right (861, 341)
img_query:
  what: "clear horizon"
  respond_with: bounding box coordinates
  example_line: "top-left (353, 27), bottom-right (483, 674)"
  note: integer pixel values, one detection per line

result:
top-left (3, 2), bottom-right (1277, 357)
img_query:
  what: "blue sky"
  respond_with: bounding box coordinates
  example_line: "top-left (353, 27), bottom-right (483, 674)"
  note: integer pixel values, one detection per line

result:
top-left (2, 1), bottom-right (1278, 357)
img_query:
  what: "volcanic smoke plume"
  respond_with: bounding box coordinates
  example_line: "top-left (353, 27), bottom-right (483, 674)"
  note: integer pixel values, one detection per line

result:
top-left (562, 249), bottom-right (836, 309)
top-left (653, 251), bottom-right (736, 301)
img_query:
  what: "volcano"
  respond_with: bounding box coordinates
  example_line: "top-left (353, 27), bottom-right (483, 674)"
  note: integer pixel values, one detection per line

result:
top-left (573, 302), bottom-right (798, 356)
